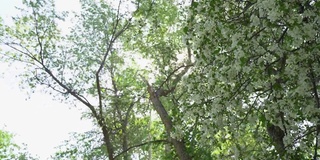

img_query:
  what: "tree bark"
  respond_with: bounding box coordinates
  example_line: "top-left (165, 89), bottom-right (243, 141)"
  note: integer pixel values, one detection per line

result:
top-left (122, 123), bottom-right (129, 160)
top-left (147, 84), bottom-right (191, 160)
top-left (98, 120), bottom-right (115, 160)
top-left (266, 123), bottom-right (285, 156)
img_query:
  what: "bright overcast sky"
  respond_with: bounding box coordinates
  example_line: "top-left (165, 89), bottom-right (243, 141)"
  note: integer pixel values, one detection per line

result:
top-left (0, 0), bottom-right (93, 159)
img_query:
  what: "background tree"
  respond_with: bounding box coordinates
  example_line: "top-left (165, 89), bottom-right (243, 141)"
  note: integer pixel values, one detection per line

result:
top-left (0, 129), bottom-right (38, 160)
top-left (0, 0), bottom-right (158, 159)
top-left (124, 0), bottom-right (198, 159)
top-left (52, 131), bottom-right (108, 159)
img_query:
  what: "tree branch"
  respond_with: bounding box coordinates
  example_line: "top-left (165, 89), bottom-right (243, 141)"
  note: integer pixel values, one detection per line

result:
top-left (114, 140), bottom-right (169, 159)
top-left (32, 7), bottom-right (44, 64)
top-left (308, 64), bottom-right (320, 160)
top-left (95, 12), bottom-right (132, 121)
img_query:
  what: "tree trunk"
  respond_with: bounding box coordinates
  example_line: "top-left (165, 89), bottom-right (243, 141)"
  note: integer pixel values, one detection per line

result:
top-left (266, 123), bottom-right (285, 156)
top-left (122, 125), bottom-right (129, 160)
top-left (98, 120), bottom-right (115, 160)
top-left (147, 86), bottom-right (191, 160)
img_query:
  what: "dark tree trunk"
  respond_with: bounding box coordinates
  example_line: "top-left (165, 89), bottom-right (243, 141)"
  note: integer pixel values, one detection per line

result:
top-left (147, 86), bottom-right (191, 160)
top-left (99, 120), bottom-right (115, 160)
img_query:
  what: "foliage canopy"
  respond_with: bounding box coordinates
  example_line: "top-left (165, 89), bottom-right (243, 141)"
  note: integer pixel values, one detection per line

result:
top-left (1, 0), bottom-right (320, 159)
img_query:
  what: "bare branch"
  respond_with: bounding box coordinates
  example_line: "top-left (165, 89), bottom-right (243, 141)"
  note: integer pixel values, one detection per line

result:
top-left (247, 27), bottom-right (266, 40)
top-left (42, 65), bottom-right (96, 114)
top-left (4, 43), bottom-right (38, 62)
top-left (96, 10), bottom-right (132, 77)
top-left (109, 64), bottom-right (122, 121)
top-left (95, 10), bottom-right (132, 121)
top-left (157, 63), bottom-right (193, 96)
top-left (124, 96), bottom-right (143, 126)
top-left (112, 0), bottom-right (122, 36)
top-left (277, 27), bottom-right (288, 44)
top-left (0, 52), bottom-right (38, 66)
top-left (95, 75), bottom-right (104, 119)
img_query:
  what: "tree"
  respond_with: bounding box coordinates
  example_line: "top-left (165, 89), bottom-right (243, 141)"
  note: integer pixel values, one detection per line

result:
top-left (124, 0), bottom-right (195, 159)
top-left (185, 0), bottom-right (320, 159)
top-left (0, 0), bottom-right (184, 159)
top-left (0, 129), bottom-right (38, 160)
top-left (4, 0), bottom-right (319, 159)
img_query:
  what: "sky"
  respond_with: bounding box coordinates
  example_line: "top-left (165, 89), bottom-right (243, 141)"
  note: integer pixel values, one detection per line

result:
top-left (0, 0), bottom-right (94, 159)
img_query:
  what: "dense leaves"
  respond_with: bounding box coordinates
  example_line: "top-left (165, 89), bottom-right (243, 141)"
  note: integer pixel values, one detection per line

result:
top-left (186, 0), bottom-right (320, 159)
